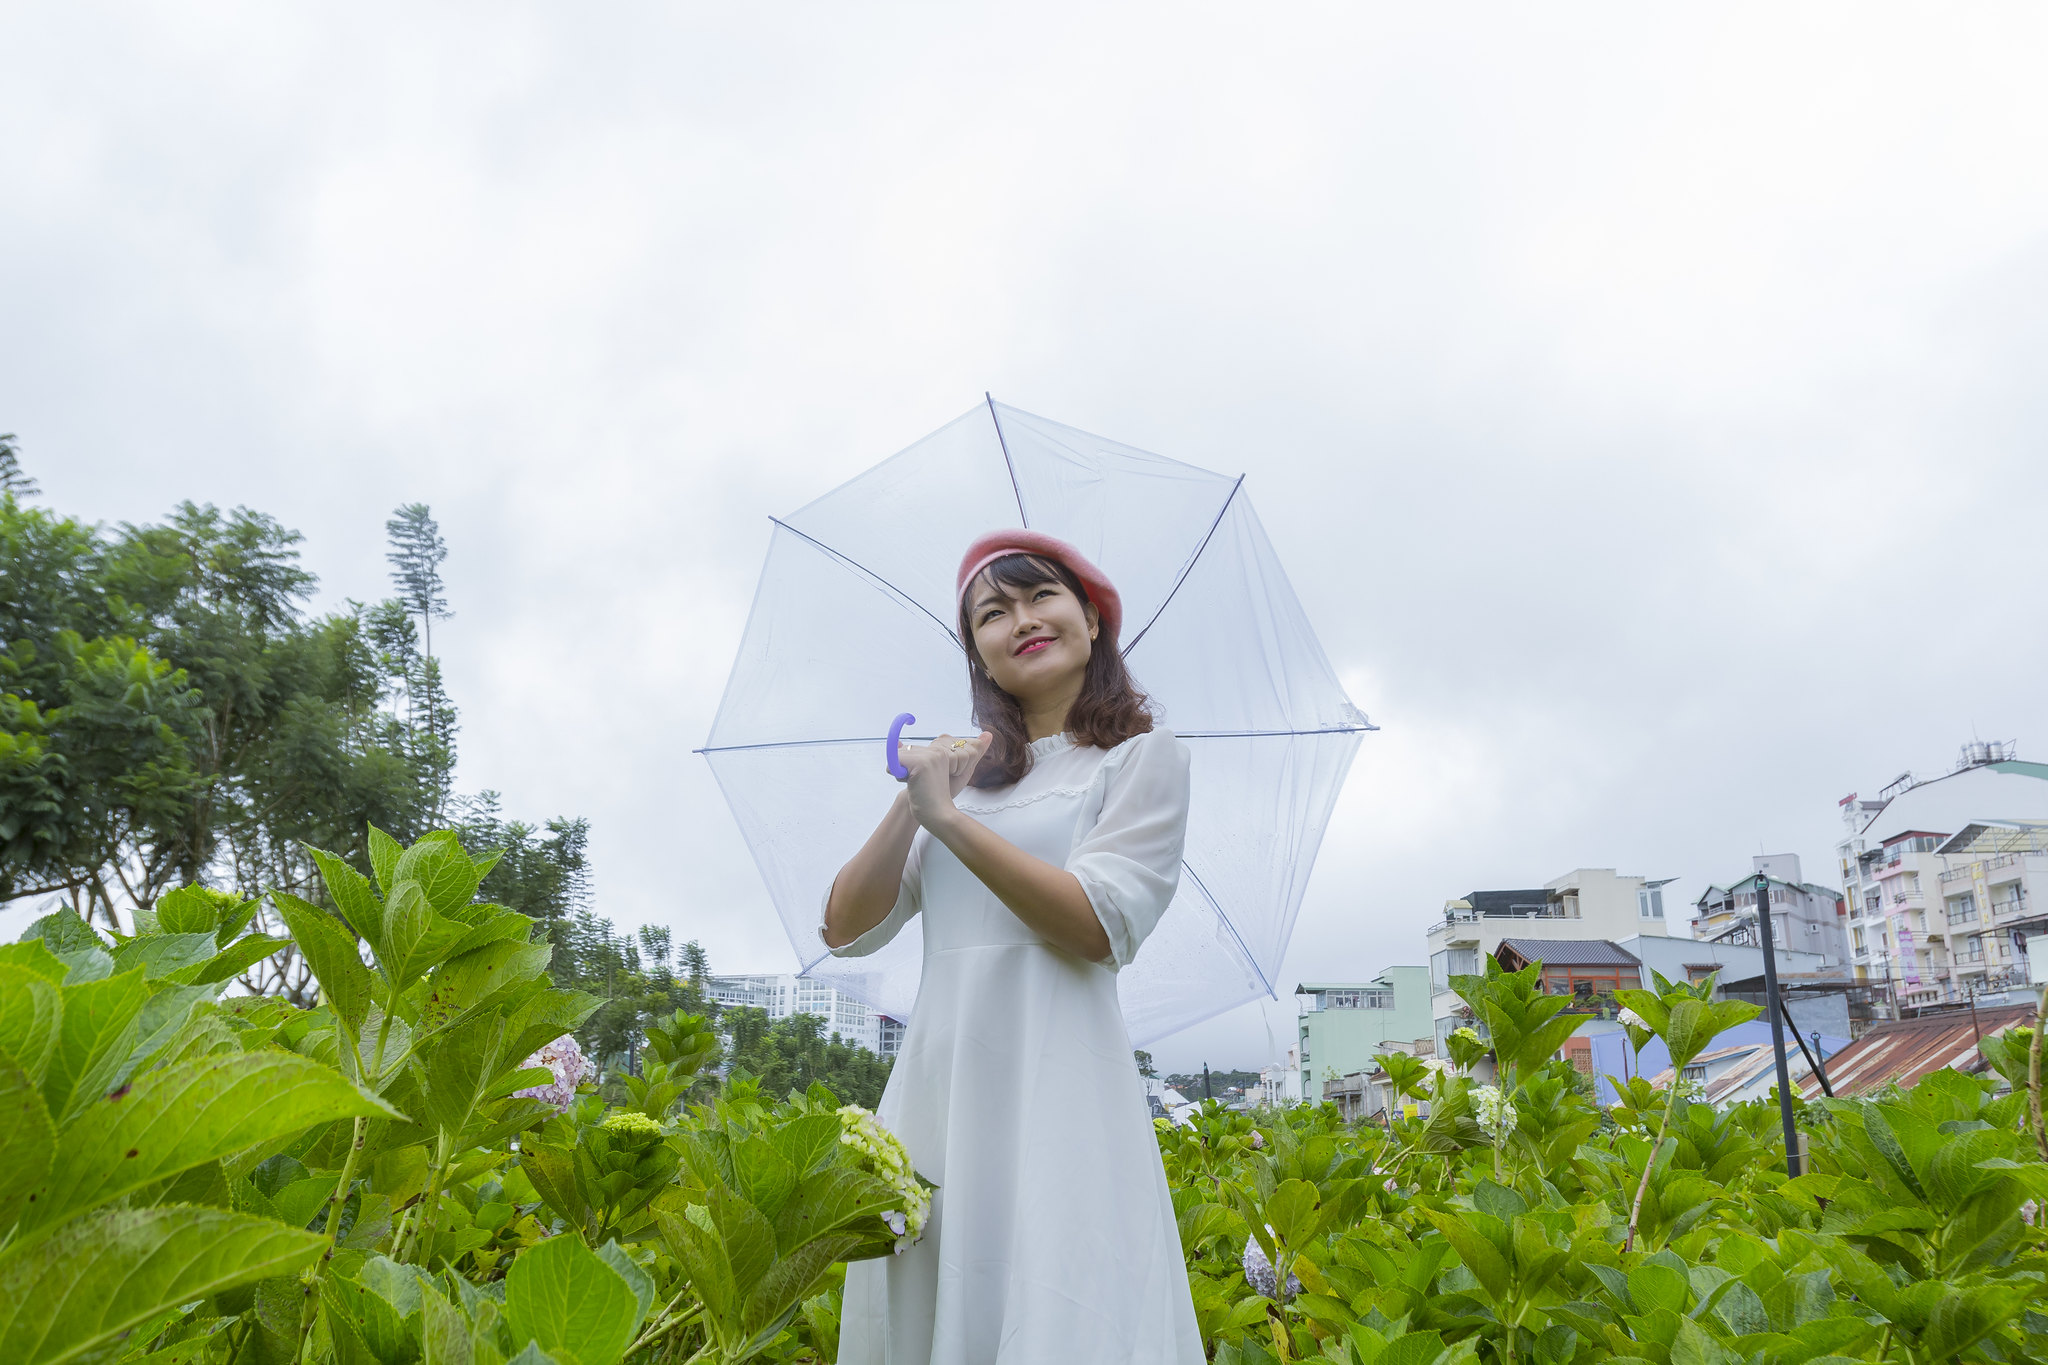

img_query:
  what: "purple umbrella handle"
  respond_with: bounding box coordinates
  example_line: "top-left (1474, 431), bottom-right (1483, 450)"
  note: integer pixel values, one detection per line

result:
top-left (885, 713), bottom-right (916, 780)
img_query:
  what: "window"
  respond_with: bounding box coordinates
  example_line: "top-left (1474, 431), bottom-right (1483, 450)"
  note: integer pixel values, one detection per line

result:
top-left (1637, 886), bottom-right (1665, 919)
top-left (1682, 1064), bottom-right (1707, 1082)
top-left (1431, 948), bottom-right (1479, 992)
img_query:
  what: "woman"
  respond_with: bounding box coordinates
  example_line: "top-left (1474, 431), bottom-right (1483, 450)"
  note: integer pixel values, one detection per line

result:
top-left (821, 529), bottom-right (1205, 1364)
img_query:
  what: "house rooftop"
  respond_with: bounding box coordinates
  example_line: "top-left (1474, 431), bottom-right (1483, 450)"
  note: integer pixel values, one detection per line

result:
top-left (1494, 939), bottom-right (1641, 967)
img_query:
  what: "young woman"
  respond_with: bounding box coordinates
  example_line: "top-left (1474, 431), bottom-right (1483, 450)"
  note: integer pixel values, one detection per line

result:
top-left (821, 530), bottom-right (1204, 1364)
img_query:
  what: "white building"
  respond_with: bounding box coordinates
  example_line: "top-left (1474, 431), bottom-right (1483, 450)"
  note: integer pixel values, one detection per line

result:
top-left (1690, 854), bottom-right (1849, 969)
top-left (706, 972), bottom-right (896, 1055)
top-left (1837, 743), bottom-right (2048, 1013)
top-left (1425, 868), bottom-right (1675, 1052)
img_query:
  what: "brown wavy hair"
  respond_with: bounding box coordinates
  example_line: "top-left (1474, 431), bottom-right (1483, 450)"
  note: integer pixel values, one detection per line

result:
top-left (959, 552), bottom-right (1155, 789)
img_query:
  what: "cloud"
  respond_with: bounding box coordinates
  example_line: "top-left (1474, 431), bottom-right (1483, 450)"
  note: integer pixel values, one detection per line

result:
top-left (5, 3), bottom-right (2047, 1070)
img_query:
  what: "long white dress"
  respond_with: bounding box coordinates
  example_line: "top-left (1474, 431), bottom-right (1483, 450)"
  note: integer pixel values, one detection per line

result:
top-left (823, 728), bottom-right (1205, 1365)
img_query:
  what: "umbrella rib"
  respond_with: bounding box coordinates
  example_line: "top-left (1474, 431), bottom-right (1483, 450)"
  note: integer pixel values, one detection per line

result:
top-left (1120, 473), bottom-right (1245, 658)
top-left (1182, 861), bottom-right (1276, 1000)
top-left (986, 392), bottom-right (1027, 526)
top-left (694, 724), bottom-right (1375, 755)
top-left (769, 517), bottom-right (964, 648)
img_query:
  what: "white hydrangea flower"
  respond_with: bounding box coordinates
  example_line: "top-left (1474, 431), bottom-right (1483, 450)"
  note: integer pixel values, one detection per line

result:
top-left (514, 1034), bottom-right (590, 1113)
top-left (1617, 1008), bottom-right (1649, 1031)
top-left (838, 1104), bottom-right (931, 1252)
top-left (1242, 1231), bottom-right (1301, 1300)
top-left (1473, 1084), bottom-right (1518, 1141)
top-left (1451, 1026), bottom-right (1482, 1043)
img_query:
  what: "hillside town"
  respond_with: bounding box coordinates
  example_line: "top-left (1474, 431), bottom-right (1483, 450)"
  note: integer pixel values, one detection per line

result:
top-left (1266, 739), bottom-right (2045, 1120)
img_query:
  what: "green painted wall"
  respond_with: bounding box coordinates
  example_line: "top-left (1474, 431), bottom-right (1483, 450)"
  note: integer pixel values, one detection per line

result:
top-left (1297, 966), bottom-right (1435, 1097)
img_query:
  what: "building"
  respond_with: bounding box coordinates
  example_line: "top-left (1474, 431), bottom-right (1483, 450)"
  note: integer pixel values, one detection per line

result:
top-left (1426, 868), bottom-right (1675, 1053)
top-left (706, 972), bottom-right (891, 1054)
top-left (1690, 854), bottom-right (1850, 969)
top-left (1252, 1052), bottom-right (1304, 1108)
top-left (1295, 967), bottom-right (1432, 1100)
top-left (1836, 743), bottom-right (2048, 1014)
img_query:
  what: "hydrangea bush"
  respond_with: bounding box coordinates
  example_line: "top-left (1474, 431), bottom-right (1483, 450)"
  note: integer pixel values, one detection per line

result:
top-left (1160, 956), bottom-right (2048, 1364)
top-left (0, 827), bottom-right (928, 1365)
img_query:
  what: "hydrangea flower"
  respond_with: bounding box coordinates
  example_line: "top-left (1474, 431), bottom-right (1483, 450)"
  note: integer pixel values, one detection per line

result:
top-left (600, 1109), bottom-right (666, 1137)
top-left (1617, 1007), bottom-right (1648, 1031)
top-left (838, 1104), bottom-right (931, 1253)
top-left (1451, 1026), bottom-right (1482, 1044)
top-left (1242, 1231), bottom-right (1301, 1300)
top-left (1473, 1084), bottom-right (1518, 1141)
top-left (514, 1034), bottom-right (591, 1113)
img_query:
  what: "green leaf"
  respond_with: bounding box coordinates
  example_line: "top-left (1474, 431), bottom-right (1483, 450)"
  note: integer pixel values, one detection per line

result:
top-left (186, 935), bottom-right (289, 988)
top-left (418, 942), bottom-right (552, 1035)
top-left (309, 847), bottom-right (389, 960)
top-left (25, 1050), bottom-right (401, 1232)
top-left (0, 1057), bottom-right (56, 1234)
top-left (519, 1145), bottom-right (588, 1235)
top-left (420, 1284), bottom-right (473, 1365)
top-left (1419, 1207), bottom-right (1510, 1303)
top-left (662, 1202), bottom-right (740, 1331)
top-left (26, 909), bottom-right (103, 957)
top-left (0, 964), bottom-right (62, 1085)
top-left (272, 894), bottom-right (374, 1043)
top-left (368, 827), bottom-right (404, 895)
top-left (43, 968), bottom-right (148, 1126)
top-left (393, 833), bottom-right (487, 917)
top-left (109, 934), bottom-right (219, 983)
top-left (503, 1232), bottom-right (638, 1365)
top-left (1628, 1262), bottom-right (1691, 1316)
top-left (0, 940), bottom-right (69, 985)
top-left (152, 885), bottom-right (220, 936)
top-left (740, 1233), bottom-right (859, 1341)
top-left (594, 1241), bottom-right (654, 1333)
top-left (0, 1205), bottom-right (325, 1365)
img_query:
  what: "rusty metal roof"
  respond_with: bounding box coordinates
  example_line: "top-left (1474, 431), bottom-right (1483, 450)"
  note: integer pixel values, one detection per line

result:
top-left (1794, 1004), bottom-right (2032, 1099)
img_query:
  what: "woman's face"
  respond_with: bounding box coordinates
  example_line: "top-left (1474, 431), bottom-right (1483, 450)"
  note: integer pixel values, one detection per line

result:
top-left (966, 571), bottom-right (1100, 703)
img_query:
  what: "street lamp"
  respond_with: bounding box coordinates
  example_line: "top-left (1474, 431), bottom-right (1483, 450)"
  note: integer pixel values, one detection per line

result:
top-left (1755, 873), bottom-right (1801, 1177)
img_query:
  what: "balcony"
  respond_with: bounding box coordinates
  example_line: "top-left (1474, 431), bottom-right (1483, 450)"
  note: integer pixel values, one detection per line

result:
top-left (1940, 865), bottom-right (1973, 884)
top-left (1992, 896), bottom-right (2031, 921)
top-left (1946, 909), bottom-right (1981, 928)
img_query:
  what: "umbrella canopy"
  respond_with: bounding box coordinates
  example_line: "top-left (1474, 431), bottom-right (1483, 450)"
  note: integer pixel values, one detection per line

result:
top-left (701, 399), bottom-right (1372, 1045)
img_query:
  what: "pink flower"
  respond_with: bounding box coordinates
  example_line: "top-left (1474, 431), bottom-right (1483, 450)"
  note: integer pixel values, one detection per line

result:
top-left (515, 1034), bottom-right (590, 1112)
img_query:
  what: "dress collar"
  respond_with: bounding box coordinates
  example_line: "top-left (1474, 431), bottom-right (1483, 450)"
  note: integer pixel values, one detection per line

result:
top-left (1027, 732), bottom-right (1075, 758)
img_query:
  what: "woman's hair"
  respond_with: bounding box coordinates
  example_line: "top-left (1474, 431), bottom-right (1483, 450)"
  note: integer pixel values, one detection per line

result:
top-left (958, 552), bottom-right (1154, 788)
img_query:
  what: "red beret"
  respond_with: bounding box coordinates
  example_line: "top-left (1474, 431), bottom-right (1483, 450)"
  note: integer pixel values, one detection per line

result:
top-left (956, 530), bottom-right (1123, 644)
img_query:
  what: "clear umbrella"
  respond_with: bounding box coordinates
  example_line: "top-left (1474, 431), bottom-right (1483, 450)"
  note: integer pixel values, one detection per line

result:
top-left (700, 399), bottom-right (1373, 1045)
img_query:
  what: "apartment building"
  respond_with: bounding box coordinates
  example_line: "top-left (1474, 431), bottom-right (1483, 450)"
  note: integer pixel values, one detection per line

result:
top-left (1837, 742), bottom-right (2048, 1012)
top-left (706, 972), bottom-right (892, 1054)
top-left (1690, 854), bottom-right (1849, 968)
top-left (1295, 967), bottom-right (1433, 1100)
top-left (1425, 868), bottom-right (1674, 1052)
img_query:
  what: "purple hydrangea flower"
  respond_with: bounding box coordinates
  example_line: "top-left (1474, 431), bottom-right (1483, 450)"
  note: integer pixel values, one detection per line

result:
top-left (515, 1034), bottom-right (590, 1112)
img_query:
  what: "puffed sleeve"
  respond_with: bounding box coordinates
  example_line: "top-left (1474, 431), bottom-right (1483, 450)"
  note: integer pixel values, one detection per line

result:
top-left (1069, 729), bottom-right (1192, 969)
top-left (817, 831), bottom-right (926, 958)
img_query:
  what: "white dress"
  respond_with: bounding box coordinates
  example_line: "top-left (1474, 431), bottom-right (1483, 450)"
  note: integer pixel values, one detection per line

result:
top-left (823, 728), bottom-right (1205, 1365)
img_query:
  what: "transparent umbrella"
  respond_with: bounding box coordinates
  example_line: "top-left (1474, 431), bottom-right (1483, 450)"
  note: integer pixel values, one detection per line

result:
top-left (700, 399), bottom-right (1373, 1045)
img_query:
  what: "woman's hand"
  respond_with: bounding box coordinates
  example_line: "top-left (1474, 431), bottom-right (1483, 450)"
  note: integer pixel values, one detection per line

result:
top-left (897, 731), bottom-right (992, 832)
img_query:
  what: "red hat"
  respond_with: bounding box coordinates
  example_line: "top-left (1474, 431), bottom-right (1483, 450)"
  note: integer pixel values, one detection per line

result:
top-left (957, 530), bottom-right (1123, 644)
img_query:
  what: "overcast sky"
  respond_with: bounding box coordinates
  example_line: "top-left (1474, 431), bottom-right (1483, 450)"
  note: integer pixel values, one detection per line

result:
top-left (7, 5), bottom-right (2047, 1073)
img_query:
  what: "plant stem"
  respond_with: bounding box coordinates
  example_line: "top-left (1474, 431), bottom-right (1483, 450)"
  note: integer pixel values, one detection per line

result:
top-left (1623, 1083), bottom-right (1681, 1254)
top-left (626, 1298), bottom-right (702, 1358)
top-left (295, 1115), bottom-right (368, 1364)
top-left (2028, 986), bottom-right (2048, 1163)
top-left (401, 1130), bottom-right (455, 1266)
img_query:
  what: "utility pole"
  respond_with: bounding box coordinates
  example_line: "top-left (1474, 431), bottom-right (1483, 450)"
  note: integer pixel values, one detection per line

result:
top-left (1756, 873), bottom-right (1801, 1177)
